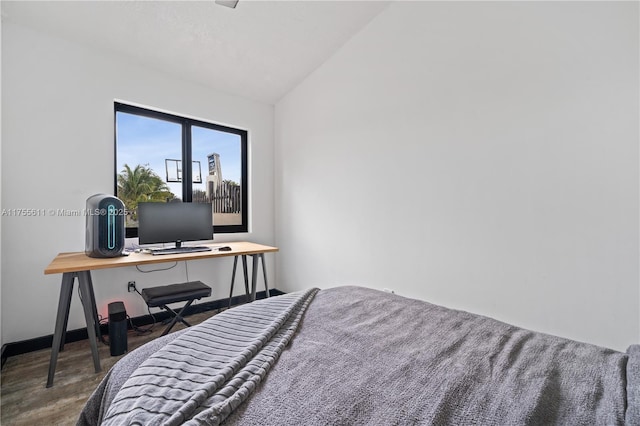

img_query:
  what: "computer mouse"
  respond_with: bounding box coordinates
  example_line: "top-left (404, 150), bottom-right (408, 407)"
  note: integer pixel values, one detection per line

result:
top-left (219, 246), bottom-right (232, 251)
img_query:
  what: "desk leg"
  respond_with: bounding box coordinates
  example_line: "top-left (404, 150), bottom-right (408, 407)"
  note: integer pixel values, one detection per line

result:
top-left (260, 253), bottom-right (269, 298)
top-left (228, 256), bottom-right (238, 308)
top-left (241, 255), bottom-right (250, 302)
top-left (46, 273), bottom-right (75, 388)
top-left (228, 252), bottom-right (271, 306)
top-left (250, 254), bottom-right (259, 302)
top-left (228, 256), bottom-right (253, 308)
top-left (77, 271), bottom-right (101, 374)
top-left (58, 273), bottom-right (75, 353)
top-left (85, 272), bottom-right (104, 344)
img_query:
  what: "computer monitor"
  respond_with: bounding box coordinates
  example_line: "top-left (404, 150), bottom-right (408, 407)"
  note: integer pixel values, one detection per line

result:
top-left (137, 202), bottom-right (213, 248)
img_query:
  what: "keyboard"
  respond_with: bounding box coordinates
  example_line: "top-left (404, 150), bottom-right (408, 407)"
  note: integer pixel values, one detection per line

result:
top-left (149, 246), bottom-right (212, 255)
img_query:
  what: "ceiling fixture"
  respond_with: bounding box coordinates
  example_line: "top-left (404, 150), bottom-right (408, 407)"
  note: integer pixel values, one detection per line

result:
top-left (215, 0), bottom-right (239, 8)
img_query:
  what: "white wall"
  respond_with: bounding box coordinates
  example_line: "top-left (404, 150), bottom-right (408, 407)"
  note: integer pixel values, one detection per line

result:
top-left (275, 1), bottom-right (639, 351)
top-left (1, 21), bottom-right (275, 345)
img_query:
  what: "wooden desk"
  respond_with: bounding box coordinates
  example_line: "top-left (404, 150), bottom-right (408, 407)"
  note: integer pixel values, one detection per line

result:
top-left (44, 241), bottom-right (278, 387)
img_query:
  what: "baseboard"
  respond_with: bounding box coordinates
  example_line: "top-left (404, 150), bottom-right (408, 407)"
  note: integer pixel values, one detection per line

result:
top-left (0, 289), bottom-right (285, 368)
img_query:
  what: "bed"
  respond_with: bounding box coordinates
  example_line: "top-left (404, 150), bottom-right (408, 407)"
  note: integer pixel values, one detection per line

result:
top-left (78, 286), bottom-right (640, 425)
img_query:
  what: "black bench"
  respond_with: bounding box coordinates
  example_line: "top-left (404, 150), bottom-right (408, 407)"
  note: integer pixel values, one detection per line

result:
top-left (141, 281), bottom-right (212, 336)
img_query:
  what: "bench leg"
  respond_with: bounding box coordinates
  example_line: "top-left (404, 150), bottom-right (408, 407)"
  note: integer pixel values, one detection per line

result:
top-left (160, 299), bottom-right (196, 336)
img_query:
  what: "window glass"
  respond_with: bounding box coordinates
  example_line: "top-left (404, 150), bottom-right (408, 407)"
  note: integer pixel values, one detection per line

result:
top-left (114, 103), bottom-right (248, 236)
top-left (191, 125), bottom-right (243, 226)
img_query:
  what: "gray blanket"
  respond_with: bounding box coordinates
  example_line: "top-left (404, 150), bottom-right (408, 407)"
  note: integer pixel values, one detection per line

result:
top-left (79, 286), bottom-right (639, 425)
top-left (99, 288), bottom-right (318, 425)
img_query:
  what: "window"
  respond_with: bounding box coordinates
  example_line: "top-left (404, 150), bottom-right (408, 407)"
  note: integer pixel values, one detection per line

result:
top-left (114, 102), bottom-right (248, 237)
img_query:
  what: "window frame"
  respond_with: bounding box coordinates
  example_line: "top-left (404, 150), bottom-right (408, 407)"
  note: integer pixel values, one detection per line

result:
top-left (114, 102), bottom-right (249, 237)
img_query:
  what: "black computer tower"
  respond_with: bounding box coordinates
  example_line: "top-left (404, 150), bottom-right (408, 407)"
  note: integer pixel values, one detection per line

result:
top-left (108, 301), bottom-right (127, 356)
top-left (85, 194), bottom-right (126, 258)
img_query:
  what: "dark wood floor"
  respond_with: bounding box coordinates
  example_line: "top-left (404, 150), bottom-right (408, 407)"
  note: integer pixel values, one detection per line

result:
top-left (1, 310), bottom-right (218, 426)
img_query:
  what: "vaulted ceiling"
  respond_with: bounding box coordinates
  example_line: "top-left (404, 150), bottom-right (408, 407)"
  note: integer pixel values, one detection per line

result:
top-left (1, 1), bottom-right (391, 104)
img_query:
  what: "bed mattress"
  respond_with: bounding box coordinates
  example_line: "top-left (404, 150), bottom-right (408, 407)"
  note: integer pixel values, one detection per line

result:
top-left (78, 286), bottom-right (640, 425)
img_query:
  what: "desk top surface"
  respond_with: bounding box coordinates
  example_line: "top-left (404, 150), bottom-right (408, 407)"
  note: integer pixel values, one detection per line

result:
top-left (44, 241), bottom-right (278, 275)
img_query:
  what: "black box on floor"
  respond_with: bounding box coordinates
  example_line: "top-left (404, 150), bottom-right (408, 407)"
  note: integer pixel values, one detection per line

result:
top-left (108, 301), bottom-right (127, 356)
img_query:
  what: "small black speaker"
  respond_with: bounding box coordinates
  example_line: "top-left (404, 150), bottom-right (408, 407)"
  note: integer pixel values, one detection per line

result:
top-left (85, 194), bottom-right (125, 258)
top-left (108, 301), bottom-right (127, 356)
